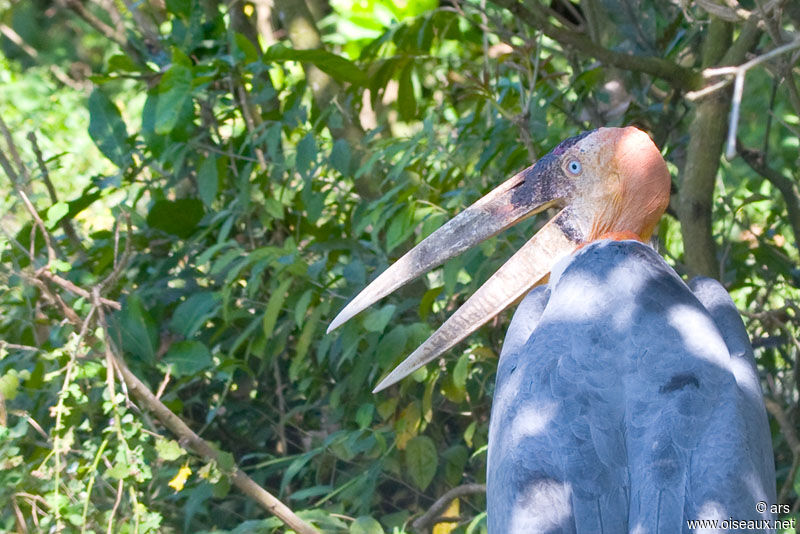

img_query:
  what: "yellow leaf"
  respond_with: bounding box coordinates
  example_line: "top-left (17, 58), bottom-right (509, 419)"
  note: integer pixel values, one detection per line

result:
top-left (168, 463), bottom-right (192, 492)
top-left (433, 498), bottom-right (459, 534)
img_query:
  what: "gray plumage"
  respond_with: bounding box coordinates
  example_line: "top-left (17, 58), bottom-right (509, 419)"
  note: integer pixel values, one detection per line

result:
top-left (488, 240), bottom-right (776, 533)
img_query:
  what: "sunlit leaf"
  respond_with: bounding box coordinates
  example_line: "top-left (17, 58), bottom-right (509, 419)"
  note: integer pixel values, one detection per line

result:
top-left (156, 439), bottom-right (186, 462)
top-left (350, 516), bottom-right (384, 534)
top-left (264, 44), bottom-right (367, 86)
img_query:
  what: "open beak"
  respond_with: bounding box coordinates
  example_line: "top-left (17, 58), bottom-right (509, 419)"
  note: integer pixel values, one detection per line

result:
top-left (328, 154), bottom-right (583, 392)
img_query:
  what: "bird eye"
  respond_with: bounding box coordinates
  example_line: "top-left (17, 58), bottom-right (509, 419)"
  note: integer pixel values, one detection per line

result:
top-left (566, 159), bottom-right (582, 175)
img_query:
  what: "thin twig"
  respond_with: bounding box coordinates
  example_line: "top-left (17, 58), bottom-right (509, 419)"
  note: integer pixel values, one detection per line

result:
top-left (18, 190), bottom-right (56, 265)
top-left (100, 212), bottom-right (132, 291)
top-left (36, 268), bottom-right (121, 310)
top-left (27, 132), bottom-right (85, 255)
top-left (411, 483), bottom-right (486, 532)
top-left (687, 37), bottom-right (800, 159)
top-left (0, 113), bottom-right (29, 183)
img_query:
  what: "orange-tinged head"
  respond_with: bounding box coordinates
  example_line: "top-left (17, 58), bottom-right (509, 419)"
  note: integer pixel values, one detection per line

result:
top-left (553, 126), bottom-right (671, 243)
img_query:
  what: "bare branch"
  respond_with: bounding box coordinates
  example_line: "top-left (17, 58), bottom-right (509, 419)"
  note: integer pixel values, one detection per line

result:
top-left (411, 483), bottom-right (486, 532)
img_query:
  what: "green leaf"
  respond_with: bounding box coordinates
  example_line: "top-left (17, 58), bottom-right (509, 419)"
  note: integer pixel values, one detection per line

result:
top-left (386, 204), bottom-right (415, 253)
top-left (264, 44), bottom-right (367, 86)
top-left (197, 155), bottom-right (218, 207)
top-left (376, 325), bottom-right (407, 369)
top-left (350, 516), bottom-right (384, 534)
top-left (155, 61), bottom-right (193, 135)
top-left (116, 294), bottom-right (158, 364)
top-left (294, 289), bottom-right (314, 327)
top-left (363, 305), bottom-right (395, 333)
top-left (106, 462), bottom-right (130, 480)
top-left (155, 438), bottom-right (186, 461)
top-left (296, 133), bottom-right (317, 177)
top-left (108, 53), bottom-right (147, 73)
top-left (170, 292), bottom-right (220, 337)
top-left (453, 352), bottom-right (469, 391)
top-left (405, 435), bottom-right (437, 490)
top-left (164, 340), bottom-right (213, 377)
top-left (355, 403), bottom-right (374, 429)
top-left (289, 302), bottom-right (328, 381)
top-left (165, 0), bottom-right (191, 17)
top-left (233, 32), bottom-right (259, 64)
top-left (45, 202), bottom-right (69, 230)
top-left (397, 62), bottom-right (416, 121)
top-left (0, 370), bottom-right (20, 400)
top-left (88, 89), bottom-right (130, 167)
top-left (263, 278), bottom-right (292, 340)
top-left (330, 139), bottom-right (352, 175)
top-left (442, 445), bottom-right (468, 486)
top-left (147, 198), bottom-right (204, 238)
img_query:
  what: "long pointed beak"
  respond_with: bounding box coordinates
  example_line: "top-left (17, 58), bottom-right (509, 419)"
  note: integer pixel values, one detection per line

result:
top-left (328, 161), bottom-right (580, 391)
top-left (372, 209), bottom-right (577, 392)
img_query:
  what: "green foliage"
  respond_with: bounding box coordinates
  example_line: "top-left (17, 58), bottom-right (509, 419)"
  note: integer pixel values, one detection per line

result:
top-left (0, 0), bottom-right (798, 532)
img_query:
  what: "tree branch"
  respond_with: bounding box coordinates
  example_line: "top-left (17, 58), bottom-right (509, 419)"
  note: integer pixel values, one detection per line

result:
top-left (411, 483), bottom-right (486, 532)
top-left (490, 0), bottom-right (702, 90)
top-left (678, 15), bottom-right (762, 278)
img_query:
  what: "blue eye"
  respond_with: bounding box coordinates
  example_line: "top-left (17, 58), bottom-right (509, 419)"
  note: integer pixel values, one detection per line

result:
top-left (567, 159), bottom-right (582, 175)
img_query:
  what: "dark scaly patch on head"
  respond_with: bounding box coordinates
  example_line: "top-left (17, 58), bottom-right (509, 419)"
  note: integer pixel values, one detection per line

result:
top-left (551, 130), bottom-right (594, 156)
top-left (507, 131), bottom-right (594, 212)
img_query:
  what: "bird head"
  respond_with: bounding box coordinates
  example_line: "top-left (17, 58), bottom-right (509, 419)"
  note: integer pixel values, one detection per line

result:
top-left (327, 126), bottom-right (670, 391)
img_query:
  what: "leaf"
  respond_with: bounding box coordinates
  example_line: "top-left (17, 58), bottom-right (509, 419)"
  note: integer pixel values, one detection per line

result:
top-left (405, 435), bottom-right (438, 490)
top-left (155, 439), bottom-right (186, 462)
top-left (197, 155), bottom-right (218, 207)
top-left (263, 278), bottom-right (292, 339)
top-left (164, 340), bottom-right (213, 377)
top-left (147, 198), bottom-right (204, 238)
top-left (264, 44), bottom-right (367, 86)
top-left (106, 462), bottom-right (130, 480)
top-left (155, 61), bottom-right (193, 135)
top-left (294, 289), bottom-right (314, 326)
top-left (289, 302), bottom-right (328, 381)
top-left (442, 445), bottom-right (468, 486)
top-left (170, 292), bottom-right (220, 338)
top-left (350, 516), bottom-right (385, 534)
top-left (363, 305), bottom-right (395, 333)
top-left (233, 32), bottom-right (259, 64)
top-left (0, 370), bottom-right (20, 400)
top-left (168, 463), bottom-right (192, 492)
top-left (296, 133), bottom-right (317, 177)
top-left (386, 204), bottom-right (415, 253)
top-left (115, 294), bottom-right (158, 364)
top-left (330, 139), bottom-right (352, 175)
top-left (453, 352), bottom-right (469, 391)
top-left (88, 89), bottom-right (130, 167)
top-left (108, 53), bottom-right (147, 73)
top-left (45, 202), bottom-right (69, 230)
top-left (397, 62), bottom-right (416, 121)
top-left (355, 403), bottom-right (374, 429)
top-left (376, 325), bottom-right (407, 369)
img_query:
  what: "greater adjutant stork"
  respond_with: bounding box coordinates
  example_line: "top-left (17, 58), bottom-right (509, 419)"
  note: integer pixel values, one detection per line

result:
top-left (328, 127), bottom-right (776, 531)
